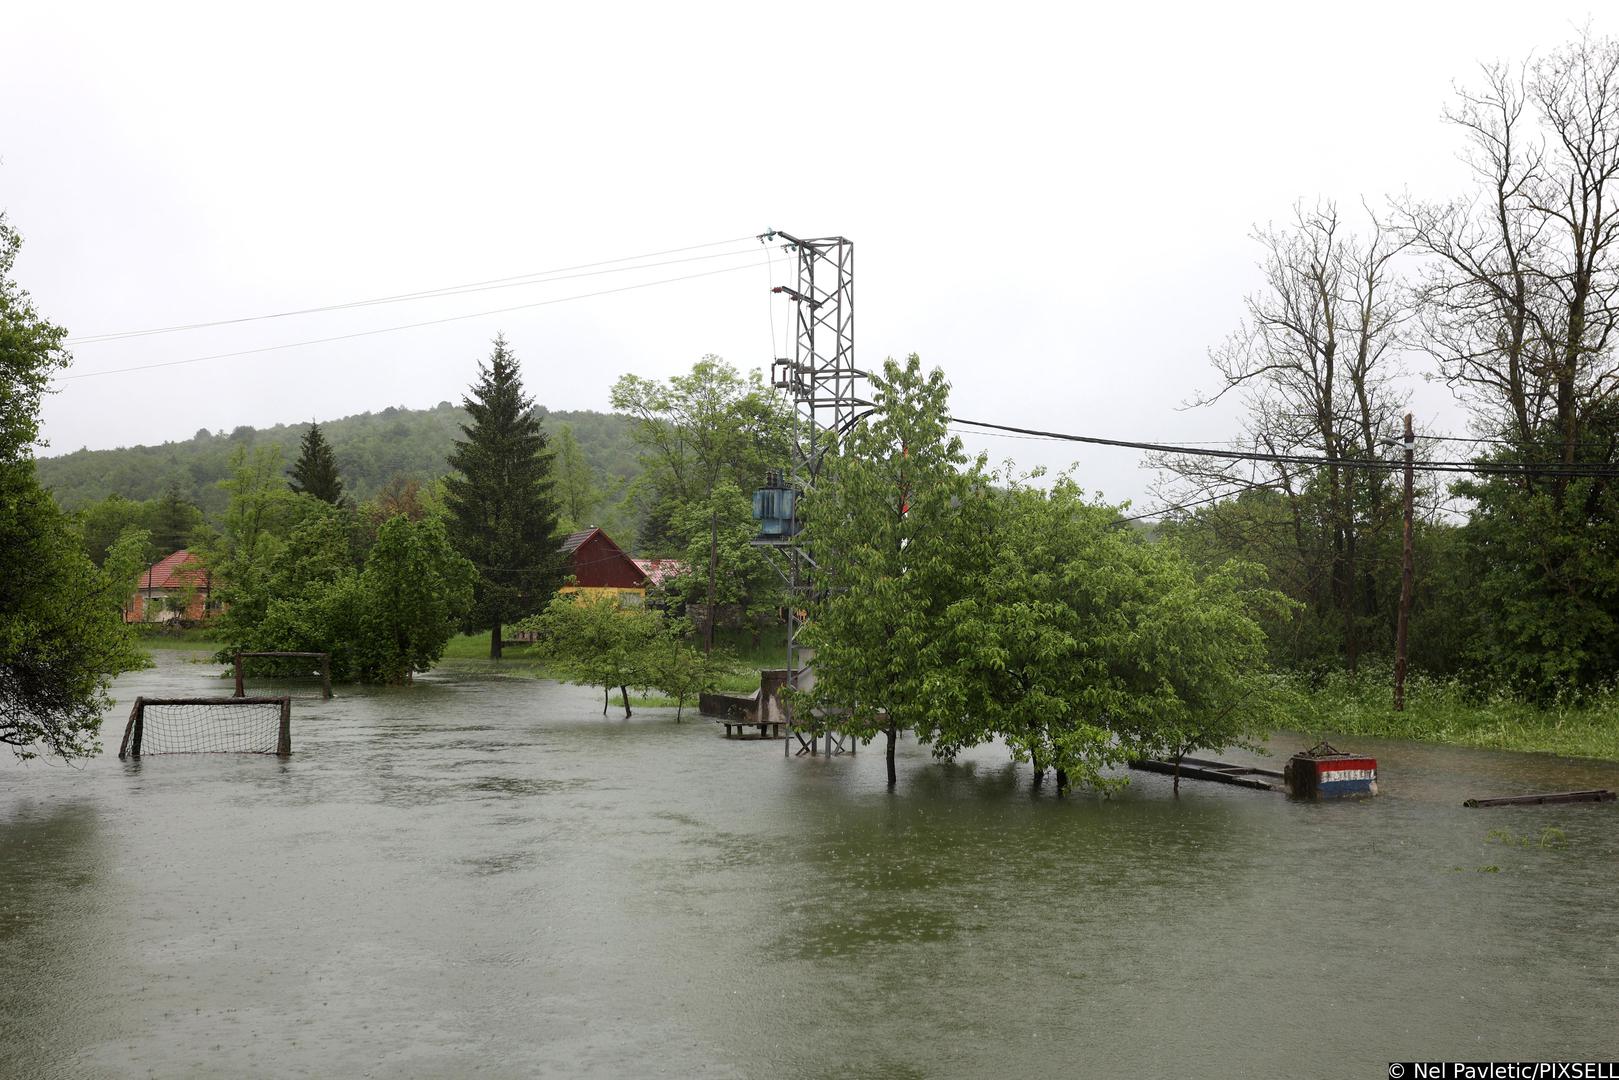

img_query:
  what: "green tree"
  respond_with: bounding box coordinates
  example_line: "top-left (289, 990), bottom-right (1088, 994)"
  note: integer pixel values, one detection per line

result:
top-left (78, 494), bottom-right (152, 566)
top-left (519, 593), bottom-right (662, 717)
top-left (1, 213), bottom-right (148, 759)
top-left (288, 421), bottom-right (346, 506)
top-left (150, 482), bottom-right (205, 554)
top-left (0, 214), bottom-right (63, 463)
top-left (204, 444), bottom-right (311, 653)
top-left (646, 629), bottom-right (723, 721)
top-left (358, 515), bottom-right (476, 683)
top-left (796, 355), bottom-right (985, 787)
top-left (933, 475), bottom-right (1139, 793)
top-left (669, 479), bottom-right (782, 646)
top-left (1111, 553), bottom-right (1294, 793)
top-left (219, 509), bottom-right (472, 685)
top-left (552, 423), bottom-right (599, 532)
top-left (610, 356), bottom-right (791, 553)
top-left (444, 335), bottom-right (564, 660)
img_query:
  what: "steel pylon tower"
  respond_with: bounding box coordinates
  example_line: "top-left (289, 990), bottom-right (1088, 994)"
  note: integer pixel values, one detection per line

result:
top-left (756, 229), bottom-right (869, 756)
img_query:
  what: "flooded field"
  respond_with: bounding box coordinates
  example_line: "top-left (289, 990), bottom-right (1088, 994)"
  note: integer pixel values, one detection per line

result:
top-left (3, 649), bottom-right (1617, 1078)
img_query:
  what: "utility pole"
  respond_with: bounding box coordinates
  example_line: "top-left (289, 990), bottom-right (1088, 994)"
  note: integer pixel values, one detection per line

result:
top-left (1394, 412), bottom-right (1415, 711)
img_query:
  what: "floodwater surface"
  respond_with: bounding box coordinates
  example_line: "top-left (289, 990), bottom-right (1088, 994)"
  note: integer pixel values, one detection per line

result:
top-left (3, 650), bottom-right (1617, 1078)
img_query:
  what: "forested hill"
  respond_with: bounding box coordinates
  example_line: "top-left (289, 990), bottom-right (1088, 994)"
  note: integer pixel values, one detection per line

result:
top-left (35, 401), bottom-right (640, 516)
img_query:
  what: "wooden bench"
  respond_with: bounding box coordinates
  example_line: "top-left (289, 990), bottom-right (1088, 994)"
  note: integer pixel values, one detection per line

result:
top-left (716, 718), bottom-right (787, 739)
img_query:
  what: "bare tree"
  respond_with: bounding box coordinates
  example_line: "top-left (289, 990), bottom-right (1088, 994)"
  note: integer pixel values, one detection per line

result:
top-left (1156, 201), bottom-right (1412, 670)
top-left (1397, 32), bottom-right (1619, 482)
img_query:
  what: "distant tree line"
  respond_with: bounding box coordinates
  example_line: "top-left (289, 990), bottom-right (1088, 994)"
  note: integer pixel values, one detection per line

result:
top-left (37, 400), bottom-right (643, 538)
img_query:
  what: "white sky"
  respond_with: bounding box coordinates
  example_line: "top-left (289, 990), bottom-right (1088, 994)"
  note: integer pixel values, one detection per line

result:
top-left (3, 2), bottom-right (1605, 508)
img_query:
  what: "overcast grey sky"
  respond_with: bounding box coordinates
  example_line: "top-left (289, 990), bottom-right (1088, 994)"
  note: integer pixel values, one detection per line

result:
top-left (2, 2), bottom-right (1605, 509)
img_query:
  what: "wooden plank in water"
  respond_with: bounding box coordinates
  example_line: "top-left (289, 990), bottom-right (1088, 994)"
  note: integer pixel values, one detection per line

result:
top-left (1180, 756), bottom-right (1287, 779)
top-left (1128, 758), bottom-right (1283, 792)
top-left (1464, 789), bottom-right (1616, 808)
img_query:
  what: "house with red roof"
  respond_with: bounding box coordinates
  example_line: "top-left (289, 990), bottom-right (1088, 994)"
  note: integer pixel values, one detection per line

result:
top-left (125, 549), bottom-right (215, 624)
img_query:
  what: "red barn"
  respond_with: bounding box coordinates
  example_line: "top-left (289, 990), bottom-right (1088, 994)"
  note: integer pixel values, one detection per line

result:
top-left (559, 528), bottom-right (648, 595)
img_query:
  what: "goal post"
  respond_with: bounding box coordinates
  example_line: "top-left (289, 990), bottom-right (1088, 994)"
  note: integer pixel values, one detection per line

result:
top-left (233, 651), bottom-right (332, 699)
top-left (117, 696), bottom-right (292, 759)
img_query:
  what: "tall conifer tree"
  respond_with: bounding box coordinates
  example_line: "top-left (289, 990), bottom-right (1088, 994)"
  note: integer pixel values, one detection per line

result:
top-left (444, 335), bottom-right (563, 658)
top-left (288, 421), bottom-right (345, 505)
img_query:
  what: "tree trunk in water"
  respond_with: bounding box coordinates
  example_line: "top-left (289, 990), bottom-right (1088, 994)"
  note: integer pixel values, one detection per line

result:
top-left (490, 620), bottom-right (503, 661)
top-left (885, 723), bottom-right (897, 788)
top-left (675, 694), bottom-right (684, 723)
top-left (1173, 756), bottom-right (1181, 795)
top-left (603, 686), bottom-right (610, 715)
top-left (1032, 765), bottom-right (1045, 789)
top-left (620, 685), bottom-right (631, 718)
top-left (1055, 768), bottom-right (1068, 796)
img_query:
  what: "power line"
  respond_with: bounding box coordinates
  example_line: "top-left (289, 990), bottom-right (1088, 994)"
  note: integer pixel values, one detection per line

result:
top-left (67, 235), bottom-right (760, 344)
top-left (1114, 481), bottom-right (1287, 525)
top-left (950, 425), bottom-right (1253, 449)
top-left (948, 417), bottom-right (1619, 479)
top-left (57, 260), bottom-right (773, 382)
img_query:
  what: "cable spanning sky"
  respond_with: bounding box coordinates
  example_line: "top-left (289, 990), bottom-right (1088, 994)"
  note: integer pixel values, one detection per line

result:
top-left (2, 1), bottom-right (1608, 506)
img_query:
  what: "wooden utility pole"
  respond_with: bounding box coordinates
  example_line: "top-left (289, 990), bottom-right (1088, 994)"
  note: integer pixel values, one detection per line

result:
top-left (1394, 412), bottom-right (1415, 711)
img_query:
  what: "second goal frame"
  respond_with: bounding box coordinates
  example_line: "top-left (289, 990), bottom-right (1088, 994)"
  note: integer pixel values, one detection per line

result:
top-left (233, 651), bottom-right (333, 699)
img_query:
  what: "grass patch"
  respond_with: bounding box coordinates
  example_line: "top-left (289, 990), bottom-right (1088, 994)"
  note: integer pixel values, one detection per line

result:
top-left (1292, 666), bottom-right (1619, 761)
top-left (130, 625), bottom-right (223, 651)
top-left (436, 632), bottom-right (563, 678)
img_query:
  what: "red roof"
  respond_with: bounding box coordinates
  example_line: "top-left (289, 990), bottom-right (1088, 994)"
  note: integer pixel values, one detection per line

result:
top-left (633, 558), bottom-right (689, 587)
top-left (140, 550), bottom-right (209, 590)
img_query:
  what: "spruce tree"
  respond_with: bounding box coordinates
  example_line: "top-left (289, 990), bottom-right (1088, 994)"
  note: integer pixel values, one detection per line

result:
top-left (288, 421), bottom-right (345, 505)
top-left (444, 335), bottom-right (564, 659)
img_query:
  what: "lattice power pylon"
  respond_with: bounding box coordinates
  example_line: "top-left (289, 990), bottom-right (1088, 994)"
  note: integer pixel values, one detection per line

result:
top-left (754, 229), bottom-right (869, 756)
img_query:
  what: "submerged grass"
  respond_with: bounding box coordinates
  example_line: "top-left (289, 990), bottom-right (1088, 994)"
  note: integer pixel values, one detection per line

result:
top-left (1292, 666), bottom-right (1619, 761)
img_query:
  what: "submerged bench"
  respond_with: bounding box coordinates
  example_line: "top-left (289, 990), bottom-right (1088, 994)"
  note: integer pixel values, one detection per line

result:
top-left (715, 718), bottom-right (787, 739)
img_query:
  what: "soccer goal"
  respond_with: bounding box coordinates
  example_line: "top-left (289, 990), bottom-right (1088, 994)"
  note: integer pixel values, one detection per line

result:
top-left (233, 651), bottom-right (332, 699)
top-left (117, 696), bottom-right (291, 759)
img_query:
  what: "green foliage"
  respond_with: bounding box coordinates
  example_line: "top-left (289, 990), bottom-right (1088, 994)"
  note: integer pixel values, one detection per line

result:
top-left (217, 511), bottom-right (474, 684)
top-left (0, 215), bottom-right (67, 460)
top-left (796, 355), bottom-right (985, 783)
top-left (801, 358), bottom-right (1289, 792)
top-left (1, 469), bottom-right (152, 759)
top-left (667, 478), bottom-right (779, 621)
top-left (0, 214), bottom-right (148, 759)
top-left (610, 355), bottom-right (791, 554)
top-left (358, 515), bottom-right (477, 682)
top-left (203, 445), bottom-right (318, 648)
top-left (643, 628), bottom-right (725, 721)
top-left (516, 593), bottom-right (665, 716)
top-left (76, 484), bottom-right (206, 565)
top-left (1287, 662), bottom-right (1619, 760)
top-left (931, 474), bottom-right (1140, 789)
top-left (444, 335), bottom-right (565, 655)
top-left (1455, 463), bottom-right (1619, 703)
top-left (1107, 553), bottom-right (1297, 784)
top-left (552, 423), bottom-right (599, 532)
top-left (288, 421), bottom-right (346, 506)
